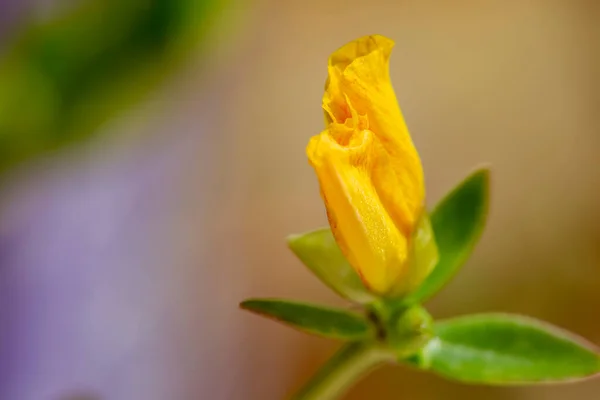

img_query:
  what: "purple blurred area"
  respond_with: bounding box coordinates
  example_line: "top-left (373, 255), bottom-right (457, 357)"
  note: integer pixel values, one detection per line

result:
top-left (0, 0), bottom-right (27, 42)
top-left (0, 80), bottom-right (230, 399)
top-left (0, 1), bottom-right (599, 400)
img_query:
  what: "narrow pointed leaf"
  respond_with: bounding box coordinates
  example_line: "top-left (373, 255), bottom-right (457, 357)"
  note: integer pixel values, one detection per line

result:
top-left (416, 313), bottom-right (600, 384)
top-left (287, 229), bottom-right (376, 304)
top-left (240, 298), bottom-right (373, 340)
top-left (407, 168), bottom-right (489, 303)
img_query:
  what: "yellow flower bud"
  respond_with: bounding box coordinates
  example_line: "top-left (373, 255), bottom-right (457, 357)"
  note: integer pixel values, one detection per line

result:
top-left (307, 35), bottom-right (429, 296)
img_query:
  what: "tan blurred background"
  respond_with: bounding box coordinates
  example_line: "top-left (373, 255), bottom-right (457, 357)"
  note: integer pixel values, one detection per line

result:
top-left (1, 0), bottom-right (599, 399)
top-left (195, 0), bottom-right (600, 398)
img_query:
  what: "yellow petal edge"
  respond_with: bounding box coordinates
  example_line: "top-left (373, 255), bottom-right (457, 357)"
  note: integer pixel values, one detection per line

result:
top-left (307, 35), bottom-right (425, 295)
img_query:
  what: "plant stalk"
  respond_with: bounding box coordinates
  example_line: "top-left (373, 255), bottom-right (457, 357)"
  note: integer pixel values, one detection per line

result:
top-left (291, 342), bottom-right (395, 400)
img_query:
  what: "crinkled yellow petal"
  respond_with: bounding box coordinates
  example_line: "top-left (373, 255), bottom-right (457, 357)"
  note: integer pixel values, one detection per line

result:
top-left (308, 126), bottom-right (409, 294)
top-left (307, 34), bottom-right (426, 295)
top-left (324, 35), bottom-right (424, 234)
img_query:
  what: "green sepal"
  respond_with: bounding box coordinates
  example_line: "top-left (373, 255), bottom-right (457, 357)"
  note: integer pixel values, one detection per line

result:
top-left (374, 304), bottom-right (434, 359)
top-left (412, 313), bottom-right (600, 384)
top-left (388, 212), bottom-right (438, 298)
top-left (406, 168), bottom-right (490, 304)
top-left (240, 298), bottom-right (373, 340)
top-left (287, 229), bottom-right (376, 304)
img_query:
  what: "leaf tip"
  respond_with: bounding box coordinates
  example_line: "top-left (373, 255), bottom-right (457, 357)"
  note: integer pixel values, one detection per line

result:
top-left (468, 165), bottom-right (491, 188)
top-left (286, 233), bottom-right (302, 249)
top-left (239, 299), bottom-right (258, 311)
top-left (286, 228), bottom-right (331, 255)
top-left (465, 165), bottom-right (491, 222)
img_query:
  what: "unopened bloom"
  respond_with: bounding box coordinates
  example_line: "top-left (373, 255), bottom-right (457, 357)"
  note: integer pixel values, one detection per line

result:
top-left (307, 35), bottom-right (430, 296)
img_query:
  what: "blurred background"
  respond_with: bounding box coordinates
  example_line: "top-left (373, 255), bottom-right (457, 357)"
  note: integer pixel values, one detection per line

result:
top-left (0, 0), bottom-right (599, 399)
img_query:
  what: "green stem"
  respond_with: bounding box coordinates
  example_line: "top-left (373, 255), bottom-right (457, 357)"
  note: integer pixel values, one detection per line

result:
top-left (291, 342), bottom-right (395, 400)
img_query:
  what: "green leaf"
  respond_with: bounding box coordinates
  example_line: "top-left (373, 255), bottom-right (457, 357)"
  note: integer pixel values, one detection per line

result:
top-left (287, 229), bottom-right (376, 304)
top-left (416, 313), bottom-right (600, 384)
top-left (240, 298), bottom-right (373, 340)
top-left (406, 168), bottom-right (490, 303)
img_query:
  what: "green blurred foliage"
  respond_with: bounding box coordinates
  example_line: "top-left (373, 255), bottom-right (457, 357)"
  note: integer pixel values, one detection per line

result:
top-left (0, 0), bottom-right (224, 176)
